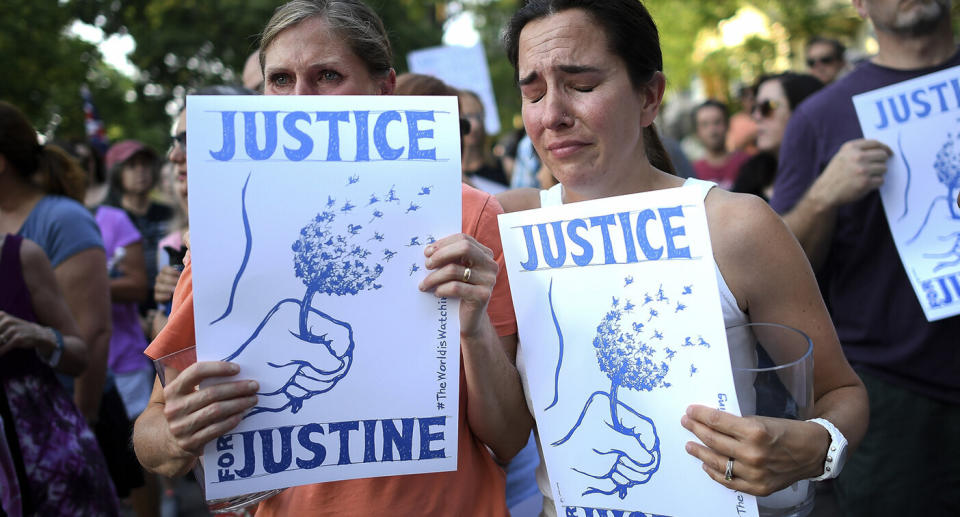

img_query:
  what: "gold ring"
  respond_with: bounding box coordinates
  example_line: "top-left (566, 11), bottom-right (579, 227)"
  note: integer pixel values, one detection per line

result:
top-left (462, 267), bottom-right (472, 283)
top-left (724, 458), bottom-right (735, 481)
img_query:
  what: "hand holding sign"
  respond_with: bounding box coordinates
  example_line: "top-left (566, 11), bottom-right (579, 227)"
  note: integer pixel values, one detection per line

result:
top-left (808, 139), bottom-right (893, 207)
top-left (681, 404), bottom-right (827, 496)
top-left (420, 233), bottom-right (498, 338)
top-left (161, 362), bottom-right (259, 464)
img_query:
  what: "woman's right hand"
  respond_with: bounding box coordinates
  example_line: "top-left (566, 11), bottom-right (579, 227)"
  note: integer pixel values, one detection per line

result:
top-left (154, 265), bottom-right (183, 305)
top-left (161, 361), bottom-right (259, 458)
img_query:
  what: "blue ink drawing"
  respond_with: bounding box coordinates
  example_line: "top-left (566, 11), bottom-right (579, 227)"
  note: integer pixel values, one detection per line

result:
top-left (406, 202), bottom-right (421, 213)
top-left (386, 185), bottom-right (400, 203)
top-left (418, 185), bottom-right (433, 195)
top-left (548, 279), bottom-right (716, 500)
top-left (409, 263), bottom-right (420, 275)
top-left (624, 276), bottom-right (634, 287)
top-left (368, 193), bottom-right (379, 205)
top-left (210, 173), bottom-right (254, 325)
top-left (218, 175), bottom-right (423, 418)
top-left (907, 132), bottom-right (960, 244)
top-left (347, 174), bottom-right (360, 185)
top-left (924, 231), bottom-right (960, 271)
top-left (369, 210), bottom-right (383, 223)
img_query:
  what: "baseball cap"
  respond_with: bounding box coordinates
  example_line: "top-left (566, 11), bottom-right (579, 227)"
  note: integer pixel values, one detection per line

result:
top-left (105, 139), bottom-right (157, 171)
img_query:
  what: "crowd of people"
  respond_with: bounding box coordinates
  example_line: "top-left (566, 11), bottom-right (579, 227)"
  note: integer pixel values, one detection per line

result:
top-left (1, 0), bottom-right (957, 516)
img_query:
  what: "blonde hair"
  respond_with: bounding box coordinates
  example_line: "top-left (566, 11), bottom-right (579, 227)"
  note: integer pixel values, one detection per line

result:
top-left (259, 0), bottom-right (392, 78)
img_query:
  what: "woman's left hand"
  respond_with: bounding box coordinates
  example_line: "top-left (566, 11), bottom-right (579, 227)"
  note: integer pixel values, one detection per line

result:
top-left (0, 310), bottom-right (55, 358)
top-left (419, 233), bottom-right (498, 339)
top-left (681, 404), bottom-right (828, 496)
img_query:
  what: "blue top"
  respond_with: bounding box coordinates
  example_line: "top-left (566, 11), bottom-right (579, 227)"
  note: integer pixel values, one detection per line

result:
top-left (18, 196), bottom-right (103, 267)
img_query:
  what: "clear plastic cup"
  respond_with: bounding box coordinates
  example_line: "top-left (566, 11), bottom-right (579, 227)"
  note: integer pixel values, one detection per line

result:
top-left (726, 323), bottom-right (816, 517)
top-left (153, 345), bottom-right (284, 513)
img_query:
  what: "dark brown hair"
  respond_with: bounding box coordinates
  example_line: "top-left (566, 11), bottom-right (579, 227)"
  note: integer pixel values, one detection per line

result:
top-left (502, 0), bottom-right (674, 174)
top-left (0, 101), bottom-right (87, 202)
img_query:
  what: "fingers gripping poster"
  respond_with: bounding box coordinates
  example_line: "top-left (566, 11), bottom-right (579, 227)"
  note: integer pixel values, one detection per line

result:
top-left (187, 95), bottom-right (461, 498)
top-left (498, 188), bottom-right (757, 517)
top-left (853, 65), bottom-right (960, 321)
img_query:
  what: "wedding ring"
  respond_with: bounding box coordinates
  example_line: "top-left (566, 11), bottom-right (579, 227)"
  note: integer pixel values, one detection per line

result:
top-left (462, 267), bottom-right (472, 283)
top-left (724, 458), bottom-right (735, 481)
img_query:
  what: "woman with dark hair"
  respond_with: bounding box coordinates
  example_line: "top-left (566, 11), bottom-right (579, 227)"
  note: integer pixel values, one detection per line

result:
top-left (134, 2), bottom-right (525, 515)
top-left (732, 73), bottom-right (824, 201)
top-left (0, 101), bottom-right (121, 513)
top-left (500, 1), bottom-right (867, 514)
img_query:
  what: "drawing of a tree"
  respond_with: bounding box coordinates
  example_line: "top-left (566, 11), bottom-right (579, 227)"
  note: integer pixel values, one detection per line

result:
top-left (594, 308), bottom-right (670, 424)
top-left (906, 132), bottom-right (960, 244)
top-left (934, 133), bottom-right (960, 219)
top-left (292, 210), bottom-right (383, 338)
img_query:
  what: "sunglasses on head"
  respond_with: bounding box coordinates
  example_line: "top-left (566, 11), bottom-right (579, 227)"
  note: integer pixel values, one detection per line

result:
top-left (752, 99), bottom-right (781, 119)
top-left (807, 55), bottom-right (838, 67)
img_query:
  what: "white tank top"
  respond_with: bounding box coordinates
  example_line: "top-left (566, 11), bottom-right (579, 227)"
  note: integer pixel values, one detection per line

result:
top-left (520, 179), bottom-right (753, 517)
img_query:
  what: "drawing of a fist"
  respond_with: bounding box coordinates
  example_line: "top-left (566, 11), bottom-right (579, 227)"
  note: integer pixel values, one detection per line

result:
top-left (227, 299), bottom-right (354, 416)
top-left (555, 391), bottom-right (661, 499)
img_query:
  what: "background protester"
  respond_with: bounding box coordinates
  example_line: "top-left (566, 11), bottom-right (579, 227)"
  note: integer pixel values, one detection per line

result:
top-left (0, 100), bottom-right (152, 512)
top-left (151, 85), bottom-right (255, 340)
top-left (459, 89), bottom-right (510, 193)
top-left (0, 101), bottom-right (111, 423)
top-left (692, 99), bottom-right (750, 189)
top-left (771, 0), bottom-right (960, 514)
top-left (134, 2), bottom-right (526, 516)
top-left (105, 139), bottom-right (174, 312)
top-left (726, 84), bottom-right (758, 155)
top-left (805, 36), bottom-right (847, 85)
top-left (0, 233), bottom-right (120, 515)
top-left (500, 1), bottom-right (868, 515)
top-left (732, 72), bottom-right (823, 201)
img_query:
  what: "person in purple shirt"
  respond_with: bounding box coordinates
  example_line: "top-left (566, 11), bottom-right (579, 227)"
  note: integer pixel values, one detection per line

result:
top-left (770, 1), bottom-right (959, 515)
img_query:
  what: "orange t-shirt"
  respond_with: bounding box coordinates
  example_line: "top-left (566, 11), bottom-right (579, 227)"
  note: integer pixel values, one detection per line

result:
top-left (146, 183), bottom-right (516, 516)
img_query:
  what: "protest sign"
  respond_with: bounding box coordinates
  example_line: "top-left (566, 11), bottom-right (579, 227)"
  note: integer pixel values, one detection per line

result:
top-left (854, 65), bottom-right (960, 321)
top-left (186, 95), bottom-right (462, 499)
top-left (498, 186), bottom-right (757, 517)
top-left (407, 43), bottom-right (500, 134)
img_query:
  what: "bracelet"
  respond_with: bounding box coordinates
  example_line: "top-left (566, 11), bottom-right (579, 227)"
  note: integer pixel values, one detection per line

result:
top-left (37, 327), bottom-right (64, 368)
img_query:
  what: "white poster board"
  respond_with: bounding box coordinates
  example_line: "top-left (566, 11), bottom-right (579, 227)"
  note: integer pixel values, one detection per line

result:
top-left (407, 43), bottom-right (501, 134)
top-left (498, 187), bottom-right (757, 517)
top-left (187, 95), bottom-right (462, 499)
top-left (853, 65), bottom-right (960, 321)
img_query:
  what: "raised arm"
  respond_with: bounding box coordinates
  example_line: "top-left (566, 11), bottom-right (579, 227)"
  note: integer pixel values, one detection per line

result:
top-left (54, 247), bottom-right (112, 420)
top-left (682, 192), bottom-right (868, 496)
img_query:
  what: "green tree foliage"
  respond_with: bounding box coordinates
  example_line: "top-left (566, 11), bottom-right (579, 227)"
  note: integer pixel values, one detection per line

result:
top-left (0, 0), bottom-right (101, 140)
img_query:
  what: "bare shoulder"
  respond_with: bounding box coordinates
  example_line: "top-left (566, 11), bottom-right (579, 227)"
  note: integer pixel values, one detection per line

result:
top-left (704, 189), bottom-right (810, 311)
top-left (496, 188), bottom-right (541, 214)
top-left (703, 189), bottom-right (787, 253)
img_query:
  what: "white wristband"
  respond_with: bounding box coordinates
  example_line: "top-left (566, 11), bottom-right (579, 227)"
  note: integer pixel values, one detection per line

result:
top-left (806, 417), bottom-right (848, 481)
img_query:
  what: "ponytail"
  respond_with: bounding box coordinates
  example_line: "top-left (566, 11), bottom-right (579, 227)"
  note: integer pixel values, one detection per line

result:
top-left (643, 122), bottom-right (675, 175)
top-left (34, 144), bottom-right (87, 202)
top-left (0, 101), bottom-right (87, 202)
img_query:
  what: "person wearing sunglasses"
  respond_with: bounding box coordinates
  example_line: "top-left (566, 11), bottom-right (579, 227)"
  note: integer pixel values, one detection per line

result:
top-left (731, 73), bottom-right (823, 201)
top-left (805, 37), bottom-right (847, 85)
